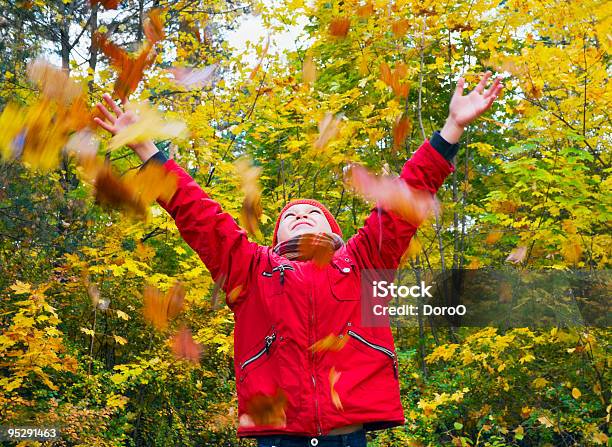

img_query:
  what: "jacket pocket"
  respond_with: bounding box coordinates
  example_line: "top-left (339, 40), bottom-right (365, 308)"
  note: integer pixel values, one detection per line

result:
top-left (239, 332), bottom-right (278, 381)
top-left (327, 256), bottom-right (360, 301)
top-left (347, 329), bottom-right (398, 379)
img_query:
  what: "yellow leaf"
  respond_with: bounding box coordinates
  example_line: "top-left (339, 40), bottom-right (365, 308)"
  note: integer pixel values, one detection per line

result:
top-left (80, 327), bottom-right (94, 336)
top-left (114, 335), bottom-right (128, 345)
top-left (10, 281), bottom-right (32, 295)
top-left (116, 309), bottom-right (130, 321)
top-left (571, 387), bottom-right (581, 399)
top-left (106, 393), bottom-right (129, 409)
top-left (532, 377), bottom-right (549, 389)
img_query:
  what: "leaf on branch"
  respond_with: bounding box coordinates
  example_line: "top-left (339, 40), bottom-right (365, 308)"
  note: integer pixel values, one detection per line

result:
top-left (329, 17), bottom-right (350, 38)
top-left (344, 164), bottom-right (439, 226)
top-left (379, 61), bottom-right (410, 97)
top-left (168, 64), bottom-right (218, 90)
top-left (170, 326), bottom-right (202, 364)
top-left (391, 19), bottom-right (410, 37)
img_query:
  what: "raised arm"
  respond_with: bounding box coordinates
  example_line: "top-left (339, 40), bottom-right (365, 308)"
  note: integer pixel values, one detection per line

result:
top-left (346, 71), bottom-right (503, 270)
top-left (94, 95), bottom-right (259, 309)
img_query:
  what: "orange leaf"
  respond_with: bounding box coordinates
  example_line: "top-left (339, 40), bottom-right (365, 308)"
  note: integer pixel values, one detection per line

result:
top-left (392, 116), bottom-right (411, 151)
top-left (310, 333), bottom-right (348, 352)
top-left (143, 8), bottom-right (165, 44)
top-left (170, 326), bottom-right (202, 364)
top-left (142, 282), bottom-right (186, 330)
top-left (357, 2), bottom-right (374, 17)
top-left (297, 236), bottom-right (336, 267)
top-left (244, 388), bottom-right (287, 427)
top-left (391, 19), bottom-right (410, 37)
top-left (227, 285), bottom-right (243, 305)
top-left (94, 164), bottom-right (146, 217)
top-left (485, 231), bottom-right (502, 245)
top-left (329, 367), bottom-right (343, 410)
top-left (235, 158), bottom-right (263, 236)
top-left (345, 164), bottom-right (438, 226)
top-left (329, 17), bottom-right (350, 38)
top-left (166, 282), bottom-right (186, 320)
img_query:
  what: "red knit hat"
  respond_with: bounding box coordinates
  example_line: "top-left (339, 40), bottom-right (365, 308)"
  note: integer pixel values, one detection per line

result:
top-left (272, 199), bottom-right (342, 246)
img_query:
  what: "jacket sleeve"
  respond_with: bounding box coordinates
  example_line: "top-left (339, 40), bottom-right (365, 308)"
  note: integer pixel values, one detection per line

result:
top-left (346, 138), bottom-right (455, 270)
top-left (154, 158), bottom-right (259, 309)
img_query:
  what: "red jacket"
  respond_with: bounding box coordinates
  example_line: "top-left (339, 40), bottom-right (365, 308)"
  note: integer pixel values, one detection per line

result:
top-left (157, 140), bottom-right (454, 437)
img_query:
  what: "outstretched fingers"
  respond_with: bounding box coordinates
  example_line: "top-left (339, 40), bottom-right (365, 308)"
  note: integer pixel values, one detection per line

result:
top-left (484, 76), bottom-right (502, 98)
top-left (103, 93), bottom-right (123, 116)
top-left (453, 77), bottom-right (466, 99)
top-left (475, 70), bottom-right (492, 94)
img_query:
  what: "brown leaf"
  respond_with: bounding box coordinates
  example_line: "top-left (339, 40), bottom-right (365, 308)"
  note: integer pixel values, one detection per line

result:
top-left (345, 164), bottom-right (438, 226)
top-left (244, 388), bottom-right (287, 427)
top-left (329, 17), bottom-right (350, 38)
top-left (391, 19), bottom-right (410, 37)
top-left (94, 164), bottom-right (146, 217)
top-left (170, 326), bottom-right (202, 364)
top-left (166, 282), bottom-right (186, 319)
top-left (329, 367), bottom-right (343, 410)
top-left (505, 246), bottom-right (527, 264)
top-left (297, 236), bottom-right (335, 267)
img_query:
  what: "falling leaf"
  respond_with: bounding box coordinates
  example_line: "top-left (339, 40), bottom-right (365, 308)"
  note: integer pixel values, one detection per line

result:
top-left (485, 231), bottom-right (502, 245)
top-left (392, 115), bottom-right (411, 152)
top-left (329, 367), bottom-right (343, 410)
top-left (93, 163), bottom-right (146, 217)
top-left (302, 54), bottom-right (317, 85)
top-left (170, 326), bottom-right (202, 364)
top-left (296, 235), bottom-right (336, 267)
top-left (313, 112), bottom-right (342, 152)
top-left (235, 157), bottom-right (263, 236)
top-left (249, 35), bottom-right (270, 80)
top-left (357, 2), bottom-right (374, 17)
top-left (329, 17), bottom-right (350, 38)
top-left (95, 33), bottom-right (157, 102)
top-left (142, 282), bottom-right (186, 330)
top-left (505, 246), bottom-right (527, 264)
top-left (391, 19), bottom-right (410, 37)
top-left (571, 387), bottom-right (581, 399)
top-left (27, 59), bottom-right (83, 104)
top-left (65, 129), bottom-right (99, 158)
top-left (168, 64), bottom-right (218, 90)
top-left (227, 285), bottom-right (243, 305)
top-left (210, 274), bottom-right (227, 310)
top-left (87, 284), bottom-right (100, 307)
top-left (90, 0), bottom-right (119, 10)
top-left (406, 236), bottom-right (422, 260)
top-left (244, 388), bottom-right (287, 427)
top-left (310, 333), bottom-right (348, 352)
top-left (344, 164), bottom-right (439, 227)
top-left (143, 8), bottom-right (165, 44)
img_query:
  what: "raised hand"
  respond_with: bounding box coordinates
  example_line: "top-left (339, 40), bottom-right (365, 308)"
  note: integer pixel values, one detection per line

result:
top-left (93, 93), bottom-right (158, 162)
top-left (441, 71), bottom-right (503, 144)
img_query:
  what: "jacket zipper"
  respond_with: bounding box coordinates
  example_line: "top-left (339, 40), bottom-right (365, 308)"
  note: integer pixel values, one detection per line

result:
top-left (347, 330), bottom-right (398, 379)
top-left (240, 333), bottom-right (276, 370)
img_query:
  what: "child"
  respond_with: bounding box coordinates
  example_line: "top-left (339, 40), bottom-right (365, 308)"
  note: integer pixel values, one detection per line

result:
top-left (95, 72), bottom-right (502, 447)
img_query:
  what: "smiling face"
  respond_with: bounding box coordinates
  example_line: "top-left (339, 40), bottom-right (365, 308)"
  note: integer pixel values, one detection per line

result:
top-left (275, 203), bottom-right (333, 244)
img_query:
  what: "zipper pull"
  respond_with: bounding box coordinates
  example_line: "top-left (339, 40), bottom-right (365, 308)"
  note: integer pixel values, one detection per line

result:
top-left (392, 358), bottom-right (398, 379)
top-left (264, 333), bottom-right (276, 354)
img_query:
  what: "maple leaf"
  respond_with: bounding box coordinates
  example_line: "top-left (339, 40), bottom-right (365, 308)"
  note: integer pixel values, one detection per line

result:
top-left (392, 19), bottom-right (410, 37)
top-left (143, 8), bottom-right (165, 45)
top-left (170, 326), bottom-right (202, 364)
top-left (142, 282), bottom-right (186, 330)
top-left (244, 388), bottom-right (287, 427)
top-left (329, 367), bottom-right (343, 410)
top-left (344, 164), bottom-right (439, 226)
top-left (379, 61), bottom-right (410, 97)
top-left (392, 116), bottom-right (411, 152)
top-left (485, 230), bottom-right (502, 245)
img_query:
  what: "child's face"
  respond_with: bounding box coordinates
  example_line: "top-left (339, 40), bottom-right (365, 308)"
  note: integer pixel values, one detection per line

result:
top-left (276, 203), bottom-right (333, 244)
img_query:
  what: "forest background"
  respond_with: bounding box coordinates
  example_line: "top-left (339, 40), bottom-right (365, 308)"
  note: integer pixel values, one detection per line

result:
top-left (0, 0), bottom-right (610, 445)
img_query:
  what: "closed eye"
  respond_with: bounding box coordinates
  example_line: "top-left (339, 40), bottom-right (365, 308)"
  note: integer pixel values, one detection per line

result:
top-left (310, 210), bottom-right (321, 214)
top-left (283, 213), bottom-right (295, 220)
